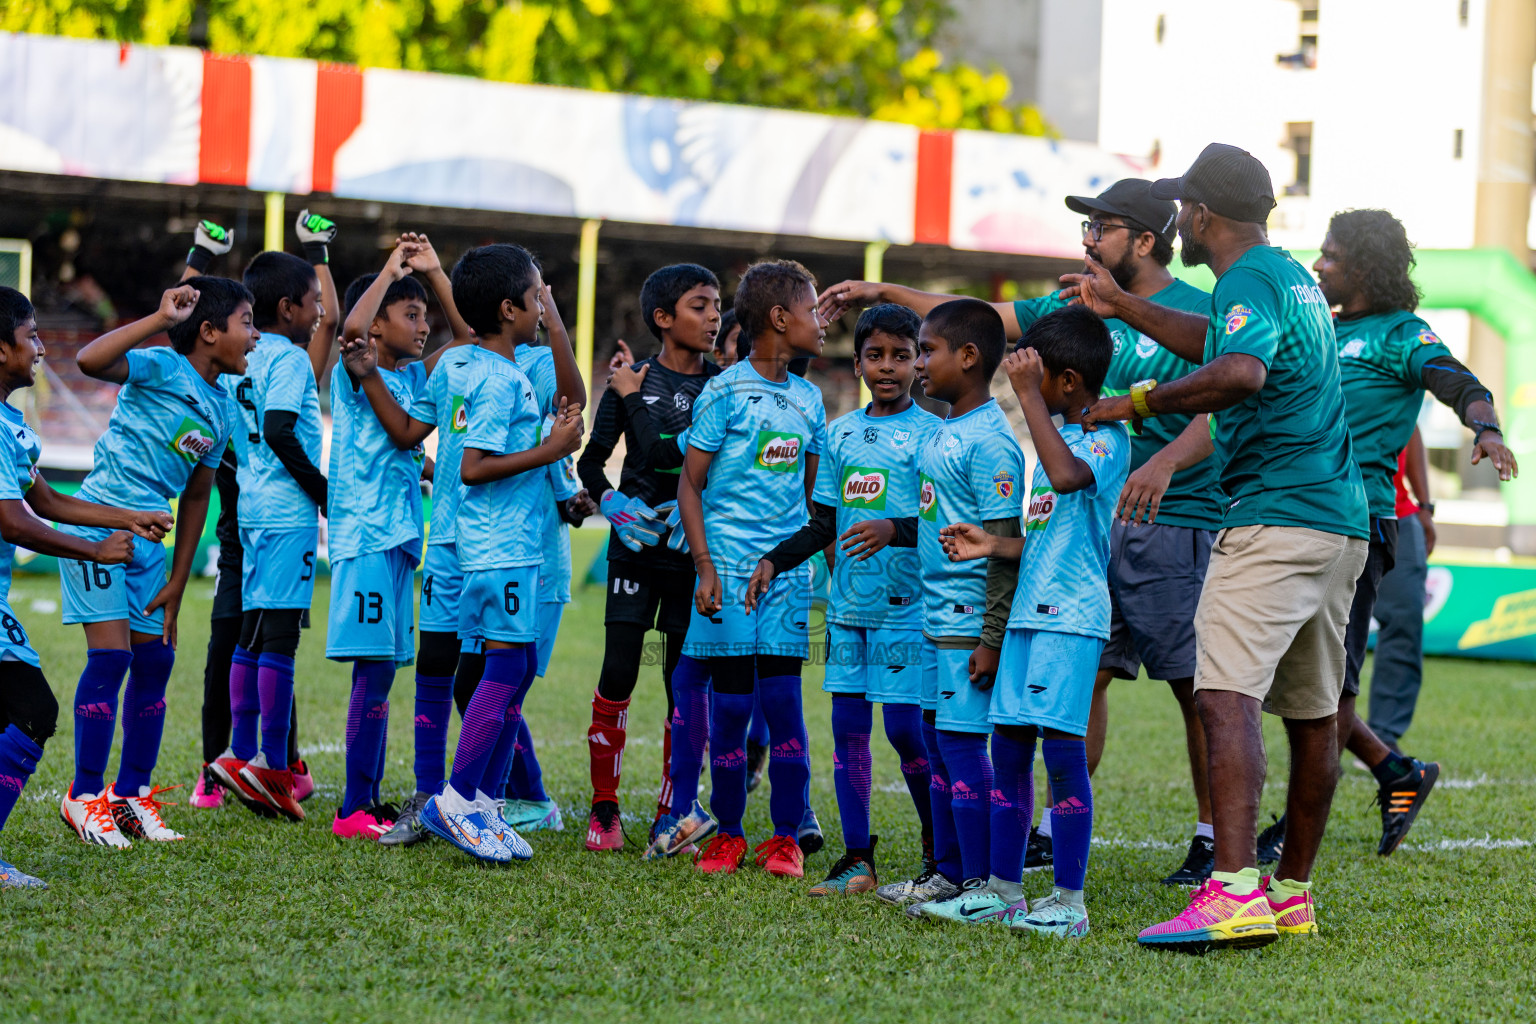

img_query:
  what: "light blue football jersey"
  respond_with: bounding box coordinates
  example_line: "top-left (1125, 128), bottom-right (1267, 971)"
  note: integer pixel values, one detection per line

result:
top-left (0, 402), bottom-right (41, 644)
top-left (227, 332), bottom-right (323, 529)
top-left (78, 346), bottom-right (232, 512)
top-left (327, 361), bottom-right (426, 562)
top-left (514, 343), bottom-right (558, 415)
top-left (917, 399), bottom-right (1026, 638)
top-left (1009, 422), bottom-right (1130, 638)
top-left (688, 359), bottom-right (828, 579)
top-left (412, 344), bottom-right (487, 548)
top-left (811, 402), bottom-right (941, 628)
top-left (456, 349), bottom-right (546, 573)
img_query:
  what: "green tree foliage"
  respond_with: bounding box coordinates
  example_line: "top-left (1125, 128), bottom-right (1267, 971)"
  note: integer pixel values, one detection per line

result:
top-left (3, 0), bottom-right (1049, 134)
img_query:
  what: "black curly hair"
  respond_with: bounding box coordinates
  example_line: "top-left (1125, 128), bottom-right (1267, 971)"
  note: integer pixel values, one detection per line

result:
top-left (1328, 209), bottom-right (1422, 313)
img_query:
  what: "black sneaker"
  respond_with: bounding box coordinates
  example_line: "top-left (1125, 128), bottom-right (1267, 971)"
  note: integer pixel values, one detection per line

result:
top-left (745, 741), bottom-right (767, 793)
top-left (1024, 827), bottom-right (1052, 870)
top-left (1161, 833), bottom-right (1215, 885)
top-left (1256, 813), bottom-right (1286, 865)
top-left (1377, 758), bottom-right (1440, 856)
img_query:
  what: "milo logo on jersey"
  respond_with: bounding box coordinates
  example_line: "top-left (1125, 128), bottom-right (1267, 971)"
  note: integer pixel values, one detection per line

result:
top-left (755, 430), bottom-right (803, 473)
top-left (167, 417), bottom-right (216, 463)
top-left (1025, 486), bottom-right (1056, 532)
top-left (841, 466), bottom-right (889, 510)
top-left (918, 473), bottom-right (938, 521)
top-left (450, 396), bottom-right (468, 433)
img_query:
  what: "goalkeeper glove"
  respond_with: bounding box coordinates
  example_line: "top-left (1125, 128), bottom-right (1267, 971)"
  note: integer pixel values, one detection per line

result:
top-left (600, 490), bottom-right (665, 552)
top-left (186, 220), bottom-right (233, 273)
top-left (295, 209), bottom-right (337, 265)
top-left (654, 500), bottom-right (689, 555)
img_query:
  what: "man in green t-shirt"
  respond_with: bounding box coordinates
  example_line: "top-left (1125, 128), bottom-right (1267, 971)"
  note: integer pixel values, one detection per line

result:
top-left (818, 179), bottom-right (1222, 886)
top-left (1071, 143), bottom-right (1370, 953)
top-left (1252, 209), bottom-right (1516, 861)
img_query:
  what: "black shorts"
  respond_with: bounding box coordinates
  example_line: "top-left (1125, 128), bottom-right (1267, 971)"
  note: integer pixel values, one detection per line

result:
top-left (1343, 517), bottom-right (1399, 697)
top-left (212, 537), bottom-right (244, 622)
top-left (604, 563), bottom-right (694, 636)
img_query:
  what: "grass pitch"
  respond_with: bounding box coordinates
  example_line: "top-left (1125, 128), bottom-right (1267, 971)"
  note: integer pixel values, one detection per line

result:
top-left (1, 531), bottom-right (1534, 1023)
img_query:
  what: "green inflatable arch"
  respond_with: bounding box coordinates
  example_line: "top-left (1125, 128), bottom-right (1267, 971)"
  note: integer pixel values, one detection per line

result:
top-left (1174, 248), bottom-right (1536, 546)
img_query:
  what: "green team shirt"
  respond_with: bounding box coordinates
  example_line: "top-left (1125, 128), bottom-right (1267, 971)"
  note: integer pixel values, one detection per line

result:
top-left (1013, 280), bottom-right (1224, 529)
top-left (1204, 245), bottom-right (1368, 539)
top-left (1335, 310), bottom-right (1456, 518)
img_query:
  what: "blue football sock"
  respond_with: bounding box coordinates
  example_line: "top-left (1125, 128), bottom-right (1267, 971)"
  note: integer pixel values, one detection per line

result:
top-left (372, 700), bottom-right (390, 805)
top-left (116, 641), bottom-right (175, 795)
top-left (830, 694), bottom-right (873, 849)
top-left (923, 717), bottom-right (962, 883)
top-left (1044, 738), bottom-right (1093, 892)
top-left (73, 649), bottom-right (132, 796)
top-left (256, 652), bottom-right (296, 770)
top-left (228, 646), bottom-right (259, 760)
top-left (342, 660), bottom-right (394, 817)
top-left (747, 688), bottom-right (769, 747)
top-left (669, 654), bottom-right (710, 818)
top-left (882, 702), bottom-right (932, 833)
top-left (936, 729), bottom-right (993, 883)
top-left (479, 646), bottom-right (535, 798)
top-left (448, 648), bottom-right (522, 799)
top-left (506, 716), bottom-right (548, 802)
top-left (707, 689), bottom-right (754, 837)
top-left (412, 674), bottom-right (453, 794)
top-left (988, 730), bottom-right (1036, 886)
top-left (759, 673), bottom-right (810, 838)
top-left (0, 724), bottom-right (43, 832)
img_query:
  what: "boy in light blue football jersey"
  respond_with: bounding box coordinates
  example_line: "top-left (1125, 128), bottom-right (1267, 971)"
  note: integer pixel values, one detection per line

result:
top-left (400, 243), bottom-right (584, 863)
top-left (59, 280), bottom-right (255, 845)
top-left (204, 247), bottom-right (335, 822)
top-left (326, 240), bottom-right (448, 840)
top-left (751, 304), bottom-right (940, 895)
top-left (675, 259), bottom-right (827, 879)
top-left (0, 287), bottom-right (173, 877)
top-left (857, 299), bottom-right (1026, 913)
top-left (937, 306), bottom-right (1129, 938)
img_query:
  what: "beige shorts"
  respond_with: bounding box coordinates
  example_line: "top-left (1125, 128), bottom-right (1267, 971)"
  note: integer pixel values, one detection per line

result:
top-left (1193, 524), bottom-right (1369, 719)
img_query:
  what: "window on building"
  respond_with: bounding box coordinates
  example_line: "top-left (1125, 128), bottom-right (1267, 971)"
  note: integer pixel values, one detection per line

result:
top-left (1156, 14), bottom-right (1166, 43)
top-left (1453, 128), bottom-right (1464, 159)
top-left (1277, 0), bottom-right (1319, 68)
top-left (1284, 123), bottom-right (1313, 195)
top-left (1459, 0), bottom-right (1470, 26)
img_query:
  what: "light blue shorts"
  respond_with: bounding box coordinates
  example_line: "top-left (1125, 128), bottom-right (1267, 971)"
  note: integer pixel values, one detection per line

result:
top-left (58, 526), bottom-right (167, 634)
top-left (991, 627), bottom-right (1105, 736)
top-left (459, 565), bottom-right (540, 645)
top-left (239, 526), bottom-right (318, 610)
top-left (534, 600), bottom-right (565, 677)
top-left (923, 637), bottom-right (991, 734)
top-left (823, 622), bottom-right (923, 704)
top-left (0, 596), bottom-right (39, 666)
top-left (681, 571), bottom-right (811, 660)
top-left (418, 542), bottom-right (463, 635)
top-left (327, 544), bottom-right (417, 664)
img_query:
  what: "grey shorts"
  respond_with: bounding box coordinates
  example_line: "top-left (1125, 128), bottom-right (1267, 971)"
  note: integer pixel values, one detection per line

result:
top-left (1100, 520), bottom-right (1214, 681)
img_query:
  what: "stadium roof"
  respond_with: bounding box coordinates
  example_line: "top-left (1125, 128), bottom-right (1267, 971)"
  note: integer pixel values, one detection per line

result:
top-left (0, 32), bottom-right (1143, 260)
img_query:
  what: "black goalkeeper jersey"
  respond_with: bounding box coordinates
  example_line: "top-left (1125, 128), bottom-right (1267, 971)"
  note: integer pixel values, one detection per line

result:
top-left (578, 356), bottom-right (721, 571)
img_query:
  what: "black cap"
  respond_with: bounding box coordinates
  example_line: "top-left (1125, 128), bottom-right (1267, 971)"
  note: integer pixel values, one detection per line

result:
top-left (1149, 143), bottom-right (1276, 223)
top-left (1064, 179), bottom-right (1178, 245)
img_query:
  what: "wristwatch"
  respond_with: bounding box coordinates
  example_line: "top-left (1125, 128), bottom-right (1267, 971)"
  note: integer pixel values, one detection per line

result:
top-left (1130, 379), bottom-right (1158, 419)
top-left (1419, 502), bottom-right (1436, 516)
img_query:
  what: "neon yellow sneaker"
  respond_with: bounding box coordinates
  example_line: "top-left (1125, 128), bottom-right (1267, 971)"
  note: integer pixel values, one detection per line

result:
top-left (1137, 877), bottom-right (1278, 953)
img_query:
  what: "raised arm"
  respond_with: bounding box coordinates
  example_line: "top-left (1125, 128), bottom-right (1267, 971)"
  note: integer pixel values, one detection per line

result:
top-left (539, 284), bottom-right (587, 411)
top-left (295, 210), bottom-right (342, 384)
top-left (180, 220), bottom-right (233, 283)
top-left (1420, 354), bottom-right (1518, 481)
top-left (817, 280), bottom-right (1025, 340)
top-left (1059, 257), bottom-right (1209, 363)
top-left (1006, 349), bottom-right (1096, 494)
top-left (400, 233), bottom-right (476, 374)
top-left (77, 286), bottom-right (198, 384)
top-left (1084, 353), bottom-right (1266, 432)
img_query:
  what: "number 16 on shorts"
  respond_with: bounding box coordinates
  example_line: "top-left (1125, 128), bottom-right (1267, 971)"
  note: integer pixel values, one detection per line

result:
top-left (458, 566), bottom-right (540, 645)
